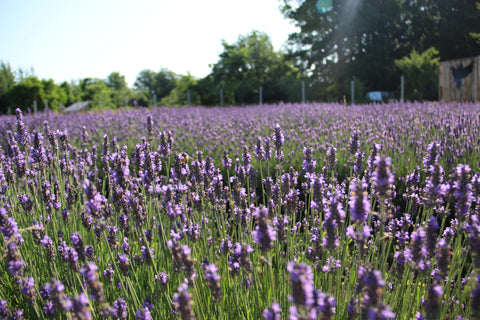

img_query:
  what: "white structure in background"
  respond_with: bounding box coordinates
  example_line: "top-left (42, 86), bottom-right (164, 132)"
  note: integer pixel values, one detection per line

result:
top-left (63, 101), bottom-right (90, 113)
top-left (366, 91), bottom-right (395, 103)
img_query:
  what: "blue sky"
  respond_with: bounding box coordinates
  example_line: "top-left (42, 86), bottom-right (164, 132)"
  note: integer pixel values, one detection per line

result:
top-left (0, 0), bottom-right (298, 87)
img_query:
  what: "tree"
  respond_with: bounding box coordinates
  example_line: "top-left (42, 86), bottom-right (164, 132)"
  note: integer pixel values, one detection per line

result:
top-left (4, 76), bottom-right (44, 112)
top-left (60, 81), bottom-right (77, 106)
top-left (281, 0), bottom-right (480, 100)
top-left (0, 62), bottom-right (16, 113)
top-left (134, 68), bottom-right (177, 105)
top-left (395, 47), bottom-right (440, 101)
top-left (469, 1), bottom-right (480, 45)
top-left (204, 30), bottom-right (300, 105)
top-left (106, 72), bottom-right (134, 108)
top-left (42, 78), bottom-right (67, 111)
top-left (161, 73), bottom-right (200, 107)
top-left (401, 0), bottom-right (480, 60)
top-left (80, 78), bottom-right (115, 110)
top-left (282, 0), bottom-right (407, 99)
top-left (106, 72), bottom-right (127, 91)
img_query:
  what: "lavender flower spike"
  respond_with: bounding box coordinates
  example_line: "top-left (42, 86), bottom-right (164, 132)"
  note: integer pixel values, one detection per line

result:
top-left (349, 178), bottom-right (370, 224)
top-left (263, 302), bottom-right (281, 320)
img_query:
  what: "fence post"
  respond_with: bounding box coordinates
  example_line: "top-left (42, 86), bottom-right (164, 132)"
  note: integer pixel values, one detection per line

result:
top-left (301, 80), bottom-right (306, 103)
top-left (44, 99), bottom-right (48, 110)
top-left (188, 90), bottom-right (191, 106)
top-left (401, 75), bottom-right (405, 102)
top-left (259, 86), bottom-right (263, 105)
top-left (474, 57), bottom-right (478, 103)
top-left (220, 88), bottom-right (224, 107)
top-left (351, 79), bottom-right (355, 105)
top-left (33, 100), bottom-right (37, 113)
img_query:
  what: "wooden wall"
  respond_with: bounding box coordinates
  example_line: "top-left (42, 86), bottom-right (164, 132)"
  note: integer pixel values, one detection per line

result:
top-left (439, 55), bottom-right (479, 102)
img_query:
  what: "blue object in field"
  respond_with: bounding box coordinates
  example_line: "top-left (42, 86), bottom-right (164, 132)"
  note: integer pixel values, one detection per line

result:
top-left (316, 0), bottom-right (333, 13)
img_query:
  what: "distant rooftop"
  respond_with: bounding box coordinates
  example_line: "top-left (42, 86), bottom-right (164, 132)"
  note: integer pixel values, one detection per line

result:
top-left (63, 101), bottom-right (90, 113)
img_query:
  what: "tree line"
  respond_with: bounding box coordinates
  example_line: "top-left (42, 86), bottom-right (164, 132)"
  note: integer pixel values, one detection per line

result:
top-left (281, 0), bottom-right (480, 101)
top-left (1, 0), bottom-right (479, 112)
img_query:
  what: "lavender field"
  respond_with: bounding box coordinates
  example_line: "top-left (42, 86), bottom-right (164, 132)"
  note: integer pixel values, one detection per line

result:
top-left (0, 102), bottom-right (480, 320)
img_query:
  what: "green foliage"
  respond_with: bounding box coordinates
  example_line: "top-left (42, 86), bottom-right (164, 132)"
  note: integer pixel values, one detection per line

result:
top-left (282, 0), bottom-right (480, 100)
top-left (0, 62), bottom-right (16, 113)
top-left (106, 72), bottom-right (135, 108)
top-left (105, 71), bottom-right (126, 91)
top-left (134, 68), bottom-right (178, 105)
top-left (60, 81), bottom-right (78, 106)
top-left (80, 78), bottom-right (115, 110)
top-left (395, 47), bottom-right (440, 101)
top-left (41, 78), bottom-right (67, 111)
top-left (470, 1), bottom-right (480, 44)
top-left (200, 30), bottom-right (300, 105)
top-left (161, 73), bottom-right (200, 106)
top-left (0, 62), bottom-right (15, 97)
top-left (4, 76), bottom-right (44, 112)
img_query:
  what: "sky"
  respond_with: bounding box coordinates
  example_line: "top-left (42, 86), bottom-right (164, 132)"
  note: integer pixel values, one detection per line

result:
top-left (0, 0), bottom-right (299, 87)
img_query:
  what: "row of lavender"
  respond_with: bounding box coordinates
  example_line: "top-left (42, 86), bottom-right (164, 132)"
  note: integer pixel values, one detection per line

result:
top-left (0, 102), bottom-right (479, 319)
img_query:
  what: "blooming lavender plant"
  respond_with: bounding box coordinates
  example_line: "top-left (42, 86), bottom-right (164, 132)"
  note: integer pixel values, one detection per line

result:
top-left (251, 206), bottom-right (277, 251)
top-left (173, 280), bottom-right (196, 320)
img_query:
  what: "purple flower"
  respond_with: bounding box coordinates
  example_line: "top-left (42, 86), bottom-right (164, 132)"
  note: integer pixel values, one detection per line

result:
top-left (286, 260), bottom-right (315, 308)
top-left (204, 264), bottom-right (222, 302)
top-left (349, 178), bottom-right (370, 224)
top-left (136, 306), bottom-right (152, 320)
top-left (42, 300), bottom-right (55, 317)
top-left (313, 290), bottom-right (336, 319)
top-left (471, 274), bottom-right (480, 318)
top-left (112, 297), bottom-right (128, 319)
top-left (15, 108), bottom-right (30, 150)
top-left (0, 300), bottom-right (9, 318)
top-left (44, 279), bottom-right (72, 312)
top-left (155, 272), bottom-right (169, 286)
top-left (302, 147), bottom-right (316, 174)
top-left (263, 302), bottom-right (282, 320)
top-left (273, 124), bottom-right (284, 161)
top-left (17, 194), bottom-right (34, 215)
top-left (409, 227), bottom-right (429, 271)
top-left (116, 253), bottom-right (130, 275)
top-left (30, 131), bottom-right (48, 169)
top-left (103, 264), bottom-right (114, 284)
top-left (121, 236), bottom-right (130, 254)
top-left (349, 130), bottom-right (360, 155)
top-left (5, 242), bottom-right (24, 277)
top-left (252, 207), bottom-right (277, 251)
top-left (173, 281), bottom-right (195, 320)
top-left (255, 137), bottom-right (265, 160)
top-left (220, 238), bottom-right (232, 254)
top-left (372, 155), bottom-right (395, 200)
top-left (70, 232), bottom-right (85, 262)
top-left (354, 151), bottom-right (365, 176)
top-left (423, 142), bottom-right (439, 169)
top-left (425, 216), bottom-right (439, 259)
top-left (0, 207), bottom-right (22, 243)
top-left (423, 163), bottom-right (446, 208)
top-left (325, 146), bottom-right (337, 171)
top-left (424, 284), bottom-right (443, 320)
top-left (80, 262), bottom-right (106, 302)
top-left (71, 293), bottom-right (92, 320)
top-left (228, 243), bottom-right (254, 277)
top-left (19, 277), bottom-right (36, 304)
top-left (357, 267), bottom-right (394, 319)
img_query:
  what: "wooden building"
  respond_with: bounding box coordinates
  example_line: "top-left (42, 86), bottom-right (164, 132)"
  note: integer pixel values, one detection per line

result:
top-left (439, 55), bottom-right (479, 102)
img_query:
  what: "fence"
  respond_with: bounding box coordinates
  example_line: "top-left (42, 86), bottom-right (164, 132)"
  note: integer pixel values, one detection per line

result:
top-left (439, 55), bottom-right (480, 102)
